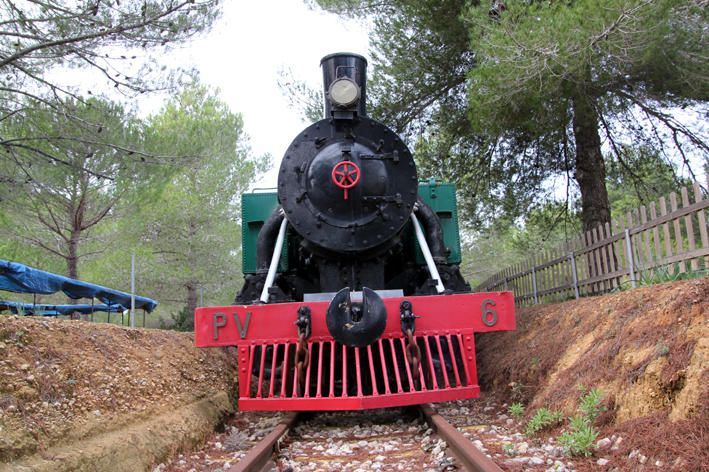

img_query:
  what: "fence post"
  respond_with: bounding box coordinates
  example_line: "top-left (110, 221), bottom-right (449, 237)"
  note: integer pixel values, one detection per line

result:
top-left (624, 229), bottom-right (637, 288)
top-left (568, 252), bottom-right (580, 299)
top-left (130, 253), bottom-right (136, 328)
top-left (531, 266), bottom-right (539, 304)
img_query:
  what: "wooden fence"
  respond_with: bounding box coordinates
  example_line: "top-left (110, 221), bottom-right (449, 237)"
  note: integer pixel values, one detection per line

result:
top-left (476, 178), bottom-right (709, 306)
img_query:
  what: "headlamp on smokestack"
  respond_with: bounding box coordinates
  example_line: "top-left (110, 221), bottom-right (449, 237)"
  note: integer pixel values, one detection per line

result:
top-left (328, 78), bottom-right (360, 108)
top-left (320, 53), bottom-right (367, 119)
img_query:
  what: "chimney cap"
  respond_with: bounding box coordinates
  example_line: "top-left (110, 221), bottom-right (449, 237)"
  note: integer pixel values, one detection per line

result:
top-left (320, 52), bottom-right (368, 66)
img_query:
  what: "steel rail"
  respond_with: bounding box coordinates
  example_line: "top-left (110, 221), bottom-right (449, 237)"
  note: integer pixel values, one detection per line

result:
top-left (419, 404), bottom-right (503, 472)
top-left (228, 412), bottom-right (299, 472)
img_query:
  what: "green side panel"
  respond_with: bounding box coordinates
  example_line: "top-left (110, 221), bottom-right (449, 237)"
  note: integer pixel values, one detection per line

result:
top-left (241, 181), bottom-right (461, 273)
top-left (415, 181), bottom-right (462, 265)
top-left (242, 192), bottom-right (288, 274)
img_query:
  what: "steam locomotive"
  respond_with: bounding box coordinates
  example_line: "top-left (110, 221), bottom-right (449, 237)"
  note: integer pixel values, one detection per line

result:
top-left (195, 53), bottom-right (515, 410)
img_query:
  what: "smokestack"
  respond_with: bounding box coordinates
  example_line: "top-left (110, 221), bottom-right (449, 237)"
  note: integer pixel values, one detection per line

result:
top-left (320, 52), bottom-right (367, 119)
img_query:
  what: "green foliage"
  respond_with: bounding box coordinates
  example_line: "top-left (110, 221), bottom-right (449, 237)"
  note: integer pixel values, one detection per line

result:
top-left (509, 403), bottom-right (525, 419)
top-left (577, 385), bottom-right (605, 422)
top-left (555, 385), bottom-right (604, 456)
top-left (525, 407), bottom-right (563, 437)
top-left (0, 97), bottom-right (147, 278)
top-left (160, 306), bottom-right (193, 332)
top-left (1, 0), bottom-right (221, 193)
top-left (464, 0), bottom-right (708, 132)
top-left (1, 79), bottom-right (266, 322)
top-left (461, 201), bottom-right (580, 286)
top-left (606, 146), bottom-right (691, 217)
top-left (637, 265), bottom-right (706, 286)
top-left (558, 415), bottom-right (599, 457)
top-left (128, 81), bottom-right (269, 314)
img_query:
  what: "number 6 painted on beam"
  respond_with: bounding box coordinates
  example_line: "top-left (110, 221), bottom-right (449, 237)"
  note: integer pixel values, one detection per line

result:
top-left (481, 298), bottom-right (498, 326)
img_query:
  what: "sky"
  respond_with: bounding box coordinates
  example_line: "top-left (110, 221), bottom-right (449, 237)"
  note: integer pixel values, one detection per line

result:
top-left (162, 0), bottom-right (371, 186)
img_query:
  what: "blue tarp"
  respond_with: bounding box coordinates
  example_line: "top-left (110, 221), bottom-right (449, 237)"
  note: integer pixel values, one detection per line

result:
top-left (0, 301), bottom-right (127, 316)
top-left (0, 260), bottom-right (158, 312)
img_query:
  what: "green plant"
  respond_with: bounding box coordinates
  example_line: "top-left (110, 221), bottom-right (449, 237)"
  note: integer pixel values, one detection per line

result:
top-left (502, 443), bottom-right (515, 456)
top-left (578, 386), bottom-right (605, 422)
top-left (509, 402), bottom-right (525, 419)
top-left (525, 407), bottom-right (563, 436)
top-left (160, 306), bottom-right (193, 331)
top-left (556, 386), bottom-right (605, 456)
top-left (558, 415), bottom-right (599, 457)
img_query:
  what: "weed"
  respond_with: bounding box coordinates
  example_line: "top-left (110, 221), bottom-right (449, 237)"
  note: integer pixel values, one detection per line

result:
top-left (637, 265), bottom-right (706, 286)
top-left (557, 385), bottom-right (605, 456)
top-left (160, 306), bottom-right (193, 331)
top-left (559, 415), bottom-right (599, 457)
top-left (502, 443), bottom-right (515, 456)
top-left (525, 407), bottom-right (563, 436)
top-left (508, 402), bottom-right (525, 418)
top-left (578, 385), bottom-right (605, 422)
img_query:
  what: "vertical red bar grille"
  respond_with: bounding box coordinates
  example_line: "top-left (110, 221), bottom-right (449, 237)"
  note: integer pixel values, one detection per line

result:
top-left (242, 334), bottom-right (474, 402)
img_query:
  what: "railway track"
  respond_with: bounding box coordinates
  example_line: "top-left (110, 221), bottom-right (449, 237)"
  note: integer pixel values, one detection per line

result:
top-left (227, 405), bottom-right (503, 472)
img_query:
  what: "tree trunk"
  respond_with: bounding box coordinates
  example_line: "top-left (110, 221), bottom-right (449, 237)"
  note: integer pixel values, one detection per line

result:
top-left (572, 93), bottom-right (611, 233)
top-left (185, 282), bottom-right (198, 330)
top-left (67, 230), bottom-right (80, 280)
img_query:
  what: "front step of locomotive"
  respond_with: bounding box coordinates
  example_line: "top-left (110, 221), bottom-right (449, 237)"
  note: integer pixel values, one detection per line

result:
top-left (194, 289), bottom-right (514, 410)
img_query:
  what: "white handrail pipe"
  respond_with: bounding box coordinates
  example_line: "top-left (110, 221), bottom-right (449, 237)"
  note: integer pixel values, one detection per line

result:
top-left (260, 217), bottom-right (288, 303)
top-left (411, 212), bottom-right (445, 294)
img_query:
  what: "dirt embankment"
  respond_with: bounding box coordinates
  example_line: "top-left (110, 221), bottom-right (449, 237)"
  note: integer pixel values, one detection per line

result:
top-left (0, 317), bottom-right (238, 471)
top-left (476, 277), bottom-right (708, 469)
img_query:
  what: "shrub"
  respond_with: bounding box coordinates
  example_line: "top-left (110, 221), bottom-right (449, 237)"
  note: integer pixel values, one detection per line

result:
top-left (559, 415), bottom-right (599, 457)
top-left (578, 385), bottom-right (605, 422)
top-left (525, 407), bottom-right (563, 436)
top-left (509, 402), bottom-right (525, 418)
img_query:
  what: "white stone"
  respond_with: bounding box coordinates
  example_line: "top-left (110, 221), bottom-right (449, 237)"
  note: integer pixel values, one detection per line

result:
top-left (611, 436), bottom-right (623, 451)
top-left (530, 457), bottom-right (545, 465)
top-left (597, 458), bottom-right (609, 466)
top-left (596, 438), bottom-right (612, 449)
top-left (639, 454), bottom-right (647, 464)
